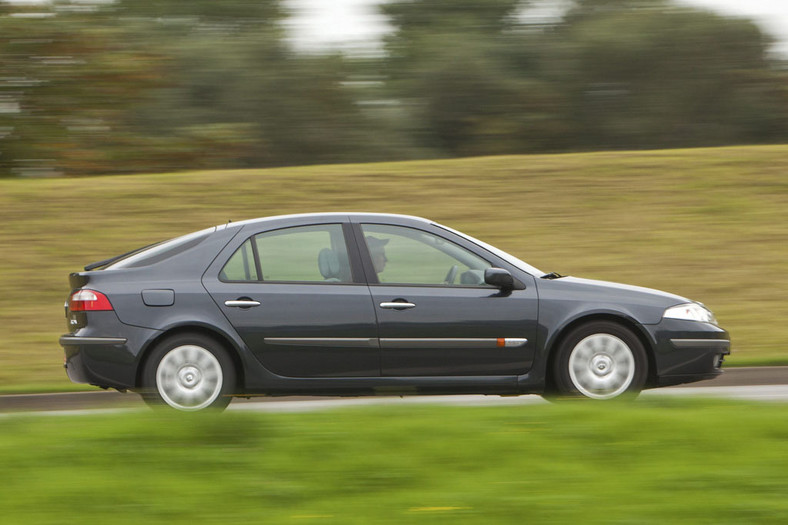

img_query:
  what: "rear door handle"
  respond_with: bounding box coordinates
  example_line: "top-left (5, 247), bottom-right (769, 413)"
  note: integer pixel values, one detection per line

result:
top-left (380, 302), bottom-right (416, 310)
top-left (225, 300), bottom-right (261, 308)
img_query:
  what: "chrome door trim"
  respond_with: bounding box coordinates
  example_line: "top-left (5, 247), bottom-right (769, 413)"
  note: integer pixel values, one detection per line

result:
top-left (261, 337), bottom-right (528, 349)
top-left (264, 337), bottom-right (379, 348)
top-left (379, 338), bottom-right (528, 349)
top-left (502, 338), bottom-right (528, 347)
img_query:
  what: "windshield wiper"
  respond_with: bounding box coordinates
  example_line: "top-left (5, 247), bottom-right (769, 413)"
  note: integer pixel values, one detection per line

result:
top-left (541, 271), bottom-right (565, 280)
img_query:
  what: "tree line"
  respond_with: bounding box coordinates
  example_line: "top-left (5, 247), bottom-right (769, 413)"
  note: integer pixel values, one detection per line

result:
top-left (1, 0), bottom-right (786, 177)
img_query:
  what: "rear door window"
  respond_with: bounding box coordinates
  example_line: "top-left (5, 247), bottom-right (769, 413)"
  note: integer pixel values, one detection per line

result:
top-left (220, 224), bottom-right (352, 283)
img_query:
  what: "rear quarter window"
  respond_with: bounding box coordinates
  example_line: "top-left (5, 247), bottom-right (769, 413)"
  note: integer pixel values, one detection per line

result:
top-left (104, 227), bottom-right (215, 270)
top-left (219, 238), bottom-right (259, 281)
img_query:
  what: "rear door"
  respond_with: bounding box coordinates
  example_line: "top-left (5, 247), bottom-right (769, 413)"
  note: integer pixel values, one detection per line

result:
top-left (203, 220), bottom-right (379, 377)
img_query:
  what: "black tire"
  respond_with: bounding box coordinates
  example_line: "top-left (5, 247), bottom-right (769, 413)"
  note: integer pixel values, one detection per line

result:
top-left (141, 333), bottom-right (236, 411)
top-left (550, 321), bottom-right (647, 400)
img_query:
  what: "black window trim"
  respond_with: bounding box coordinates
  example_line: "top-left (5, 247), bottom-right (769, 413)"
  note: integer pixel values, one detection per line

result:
top-left (249, 234), bottom-right (263, 282)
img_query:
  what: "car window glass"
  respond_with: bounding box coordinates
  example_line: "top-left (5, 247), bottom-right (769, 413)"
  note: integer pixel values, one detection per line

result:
top-left (219, 238), bottom-right (259, 281)
top-left (361, 224), bottom-right (492, 286)
top-left (255, 224), bottom-right (351, 283)
top-left (105, 227), bottom-right (214, 270)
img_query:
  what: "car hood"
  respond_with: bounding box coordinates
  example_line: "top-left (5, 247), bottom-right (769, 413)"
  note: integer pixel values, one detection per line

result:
top-left (535, 275), bottom-right (692, 325)
top-left (556, 276), bottom-right (690, 304)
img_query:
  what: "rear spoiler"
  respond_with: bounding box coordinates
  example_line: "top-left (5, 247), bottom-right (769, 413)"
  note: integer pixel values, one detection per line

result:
top-left (69, 272), bottom-right (90, 289)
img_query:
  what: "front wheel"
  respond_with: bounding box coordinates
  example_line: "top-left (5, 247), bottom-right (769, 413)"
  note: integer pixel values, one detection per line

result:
top-left (552, 321), bottom-right (647, 400)
top-left (142, 334), bottom-right (236, 411)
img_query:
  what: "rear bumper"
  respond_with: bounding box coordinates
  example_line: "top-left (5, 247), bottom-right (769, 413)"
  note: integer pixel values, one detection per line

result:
top-left (60, 325), bottom-right (161, 390)
top-left (62, 335), bottom-right (136, 389)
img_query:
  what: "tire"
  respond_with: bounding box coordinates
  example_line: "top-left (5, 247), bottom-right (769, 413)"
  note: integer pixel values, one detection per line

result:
top-left (551, 321), bottom-right (647, 400)
top-left (141, 333), bottom-right (236, 411)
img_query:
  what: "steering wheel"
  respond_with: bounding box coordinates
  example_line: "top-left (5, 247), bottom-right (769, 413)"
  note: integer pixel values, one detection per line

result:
top-left (443, 264), bottom-right (459, 285)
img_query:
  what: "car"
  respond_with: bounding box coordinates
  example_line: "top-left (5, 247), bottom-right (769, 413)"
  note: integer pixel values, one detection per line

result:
top-left (60, 213), bottom-right (730, 411)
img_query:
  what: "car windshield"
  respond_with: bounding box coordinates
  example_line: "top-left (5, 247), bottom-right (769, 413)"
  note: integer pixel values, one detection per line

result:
top-left (433, 223), bottom-right (544, 276)
top-left (103, 227), bottom-right (216, 270)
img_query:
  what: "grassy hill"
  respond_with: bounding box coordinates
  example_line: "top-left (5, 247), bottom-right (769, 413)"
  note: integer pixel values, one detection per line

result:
top-left (1, 144), bottom-right (786, 392)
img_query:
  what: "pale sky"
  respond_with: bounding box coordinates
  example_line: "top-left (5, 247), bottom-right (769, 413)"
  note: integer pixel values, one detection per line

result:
top-left (284, 0), bottom-right (788, 56)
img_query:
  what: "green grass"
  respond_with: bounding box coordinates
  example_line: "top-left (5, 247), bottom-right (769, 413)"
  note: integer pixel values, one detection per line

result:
top-left (1, 399), bottom-right (787, 523)
top-left (1, 144), bottom-right (787, 391)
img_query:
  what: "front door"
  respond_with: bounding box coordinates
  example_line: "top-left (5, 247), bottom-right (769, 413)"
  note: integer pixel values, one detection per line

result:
top-left (358, 223), bottom-right (538, 376)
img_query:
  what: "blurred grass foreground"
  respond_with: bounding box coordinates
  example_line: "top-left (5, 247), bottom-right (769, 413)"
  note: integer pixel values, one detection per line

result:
top-left (1, 399), bottom-right (787, 523)
top-left (0, 144), bottom-right (787, 392)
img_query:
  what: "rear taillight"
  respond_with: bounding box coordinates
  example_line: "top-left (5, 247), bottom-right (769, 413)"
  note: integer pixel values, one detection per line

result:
top-left (69, 290), bottom-right (113, 311)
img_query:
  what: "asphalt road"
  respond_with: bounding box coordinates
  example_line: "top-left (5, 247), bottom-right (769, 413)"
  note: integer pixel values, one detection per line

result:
top-left (1, 366), bottom-right (787, 414)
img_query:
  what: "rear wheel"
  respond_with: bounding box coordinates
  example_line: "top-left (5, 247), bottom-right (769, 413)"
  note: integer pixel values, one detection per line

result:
top-left (551, 321), bottom-right (647, 400)
top-left (142, 334), bottom-right (235, 411)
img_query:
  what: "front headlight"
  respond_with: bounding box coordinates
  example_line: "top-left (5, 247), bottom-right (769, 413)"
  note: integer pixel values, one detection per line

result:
top-left (663, 303), bottom-right (717, 325)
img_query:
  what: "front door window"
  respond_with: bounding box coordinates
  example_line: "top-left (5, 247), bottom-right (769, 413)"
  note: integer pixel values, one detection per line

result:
top-left (360, 224), bottom-right (492, 286)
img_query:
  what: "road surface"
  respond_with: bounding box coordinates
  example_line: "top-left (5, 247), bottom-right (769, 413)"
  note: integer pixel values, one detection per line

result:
top-left (1, 366), bottom-right (786, 414)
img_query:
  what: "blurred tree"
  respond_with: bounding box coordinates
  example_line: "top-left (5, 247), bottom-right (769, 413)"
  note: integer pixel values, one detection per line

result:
top-left (2, 0), bottom-right (787, 176)
top-left (384, 0), bottom-right (521, 32)
top-left (0, 0), bottom-right (410, 176)
top-left (381, 0), bottom-right (571, 155)
top-left (111, 0), bottom-right (419, 170)
top-left (0, 2), bottom-right (167, 176)
top-left (109, 0), bottom-right (414, 171)
top-left (129, 25), bottom-right (396, 169)
top-left (381, 0), bottom-right (788, 157)
top-left (114, 0), bottom-right (282, 21)
top-left (548, 0), bottom-right (788, 149)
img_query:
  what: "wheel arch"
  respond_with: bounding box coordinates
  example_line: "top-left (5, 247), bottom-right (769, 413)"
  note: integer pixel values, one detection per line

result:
top-left (543, 313), bottom-right (657, 393)
top-left (135, 324), bottom-right (246, 391)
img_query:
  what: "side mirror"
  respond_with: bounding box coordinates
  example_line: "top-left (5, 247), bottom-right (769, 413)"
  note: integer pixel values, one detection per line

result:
top-left (484, 267), bottom-right (515, 291)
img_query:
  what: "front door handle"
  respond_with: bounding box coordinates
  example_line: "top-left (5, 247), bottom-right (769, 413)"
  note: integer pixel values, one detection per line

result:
top-left (225, 299), bottom-right (261, 308)
top-left (380, 301), bottom-right (416, 310)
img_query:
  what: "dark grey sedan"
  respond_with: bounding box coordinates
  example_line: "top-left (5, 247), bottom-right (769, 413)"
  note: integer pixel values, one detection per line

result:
top-left (60, 213), bottom-right (730, 410)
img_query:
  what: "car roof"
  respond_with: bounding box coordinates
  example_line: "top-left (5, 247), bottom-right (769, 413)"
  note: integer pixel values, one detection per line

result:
top-left (217, 212), bottom-right (432, 231)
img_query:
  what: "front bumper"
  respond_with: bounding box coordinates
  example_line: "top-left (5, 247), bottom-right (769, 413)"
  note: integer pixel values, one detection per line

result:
top-left (645, 319), bottom-right (730, 387)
